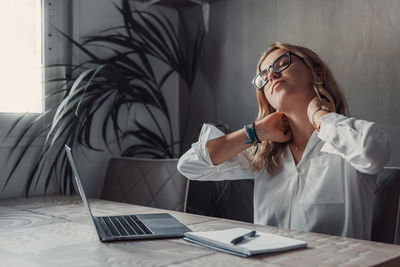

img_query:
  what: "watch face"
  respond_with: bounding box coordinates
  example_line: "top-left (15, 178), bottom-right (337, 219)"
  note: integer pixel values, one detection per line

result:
top-left (320, 105), bottom-right (330, 112)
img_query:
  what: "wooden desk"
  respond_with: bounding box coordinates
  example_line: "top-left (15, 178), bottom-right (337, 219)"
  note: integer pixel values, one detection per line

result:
top-left (0, 195), bottom-right (399, 266)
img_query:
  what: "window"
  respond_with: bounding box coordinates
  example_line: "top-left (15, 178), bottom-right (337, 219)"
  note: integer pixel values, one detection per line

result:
top-left (0, 0), bottom-right (43, 113)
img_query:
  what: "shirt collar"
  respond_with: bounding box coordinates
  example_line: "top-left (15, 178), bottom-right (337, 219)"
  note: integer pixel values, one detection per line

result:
top-left (287, 130), bottom-right (321, 169)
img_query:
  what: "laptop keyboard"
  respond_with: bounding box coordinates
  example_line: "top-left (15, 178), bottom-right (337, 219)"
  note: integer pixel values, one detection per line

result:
top-left (98, 215), bottom-right (153, 237)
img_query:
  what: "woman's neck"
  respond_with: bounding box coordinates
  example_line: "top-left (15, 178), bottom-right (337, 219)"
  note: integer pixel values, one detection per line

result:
top-left (285, 109), bottom-right (315, 151)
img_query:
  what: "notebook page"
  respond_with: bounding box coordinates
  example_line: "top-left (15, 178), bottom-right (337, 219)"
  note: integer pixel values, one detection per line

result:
top-left (184, 228), bottom-right (307, 255)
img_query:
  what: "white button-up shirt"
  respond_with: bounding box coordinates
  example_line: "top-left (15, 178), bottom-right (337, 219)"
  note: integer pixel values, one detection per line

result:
top-left (178, 113), bottom-right (391, 240)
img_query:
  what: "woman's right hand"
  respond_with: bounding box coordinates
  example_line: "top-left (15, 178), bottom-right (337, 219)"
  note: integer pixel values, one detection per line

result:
top-left (255, 111), bottom-right (292, 143)
top-left (206, 111), bottom-right (291, 165)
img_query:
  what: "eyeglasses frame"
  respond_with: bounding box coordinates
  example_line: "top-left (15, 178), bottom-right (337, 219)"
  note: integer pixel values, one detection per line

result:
top-left (252, 51), bottom-right (294, 92)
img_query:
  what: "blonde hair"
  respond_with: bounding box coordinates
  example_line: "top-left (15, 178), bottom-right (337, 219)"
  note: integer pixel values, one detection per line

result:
top-left (250, 42), bottom-right (349, 174)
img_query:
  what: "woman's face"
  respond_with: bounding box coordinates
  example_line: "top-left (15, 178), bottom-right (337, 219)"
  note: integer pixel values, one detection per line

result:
top-left (260, 49), bottom-right (315, 112)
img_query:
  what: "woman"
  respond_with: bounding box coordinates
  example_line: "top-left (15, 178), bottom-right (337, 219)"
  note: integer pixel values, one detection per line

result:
top-left (178, 42), bottom-right (391, 240)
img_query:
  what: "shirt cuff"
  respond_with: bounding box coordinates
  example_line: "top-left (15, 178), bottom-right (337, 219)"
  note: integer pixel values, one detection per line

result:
top-left (317, 112), bottom-right (348, 142)
top-left (194, 123), bottom-right (226, 167)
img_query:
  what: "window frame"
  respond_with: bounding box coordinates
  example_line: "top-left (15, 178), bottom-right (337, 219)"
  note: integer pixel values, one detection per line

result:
top-left (0, 0), bottom-right (72, 146)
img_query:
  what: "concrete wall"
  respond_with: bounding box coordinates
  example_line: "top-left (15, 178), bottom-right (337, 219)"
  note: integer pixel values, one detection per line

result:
top-left (185, 0), bottom-right (400, 167)
top-left (2, 0), bottom-right (399, 199)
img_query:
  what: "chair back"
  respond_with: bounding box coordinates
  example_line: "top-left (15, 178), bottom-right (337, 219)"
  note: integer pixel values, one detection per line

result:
top-left (185, 179), bottom-right (254, 223)
top-left (371, 167), bottom-right (400, 244)
top-left (101, 157), bottom-right (188, 212)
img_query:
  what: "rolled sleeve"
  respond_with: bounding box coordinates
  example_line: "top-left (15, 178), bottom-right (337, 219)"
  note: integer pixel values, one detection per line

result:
top-left (177, 124), bottom-right (254, 181)
top-left (318, 113), bottom-right (391, 174)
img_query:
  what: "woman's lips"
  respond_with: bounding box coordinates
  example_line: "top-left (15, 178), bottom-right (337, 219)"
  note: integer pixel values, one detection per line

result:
top-left (271, 81), bottom-right (284, 94)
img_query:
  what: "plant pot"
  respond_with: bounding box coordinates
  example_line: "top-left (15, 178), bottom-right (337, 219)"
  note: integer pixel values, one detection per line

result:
top-left (101, 157), bottom-right (188, 212)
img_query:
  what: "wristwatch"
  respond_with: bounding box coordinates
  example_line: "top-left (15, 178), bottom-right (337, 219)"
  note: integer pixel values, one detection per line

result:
top-left (312, 105), bottom-right (330, 129)
top-left (319, 105), bottom-right (330, 113)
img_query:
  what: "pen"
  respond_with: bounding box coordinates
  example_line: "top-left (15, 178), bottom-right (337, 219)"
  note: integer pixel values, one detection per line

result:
top-left (230, 230), bottom-right (257, 245)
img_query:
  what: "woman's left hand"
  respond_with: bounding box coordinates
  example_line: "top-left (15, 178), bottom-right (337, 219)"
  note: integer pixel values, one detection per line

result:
top-left (307, 96), bottom-right (332, 127)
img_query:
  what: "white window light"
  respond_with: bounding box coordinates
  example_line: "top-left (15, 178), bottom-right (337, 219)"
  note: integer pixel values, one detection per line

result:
top-left (0, 0), bottom-right (43, 113)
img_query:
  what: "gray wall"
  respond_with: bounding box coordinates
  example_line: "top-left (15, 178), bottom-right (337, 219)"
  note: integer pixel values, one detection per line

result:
top-left (1, 0), bottom-right (399, 199)
top-left (185, 0), bottom-right (400, 166)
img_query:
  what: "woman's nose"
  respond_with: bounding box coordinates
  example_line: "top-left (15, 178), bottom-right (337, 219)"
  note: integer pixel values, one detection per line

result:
top-left (267, 69), bottom-right (281, 83)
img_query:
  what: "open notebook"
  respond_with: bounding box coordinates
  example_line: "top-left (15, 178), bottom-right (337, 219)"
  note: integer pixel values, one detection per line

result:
top-left (184, 228), bottom-right (307, 257)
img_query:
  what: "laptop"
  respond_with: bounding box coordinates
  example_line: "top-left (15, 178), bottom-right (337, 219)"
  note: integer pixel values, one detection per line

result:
top-left (65, 145), bottom-right (192, 242)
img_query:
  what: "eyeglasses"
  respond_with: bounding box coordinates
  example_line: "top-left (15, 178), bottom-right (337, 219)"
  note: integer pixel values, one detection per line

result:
top-left (252, 51), bottom-right (294, 92)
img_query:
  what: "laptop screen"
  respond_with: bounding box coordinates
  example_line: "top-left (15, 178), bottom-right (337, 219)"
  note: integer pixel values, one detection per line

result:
top-left (65, 145), bottom-right (97, 223)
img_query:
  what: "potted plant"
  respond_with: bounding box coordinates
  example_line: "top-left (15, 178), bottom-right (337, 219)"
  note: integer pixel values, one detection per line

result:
top-left (2, 0), bottom-right (205, 203)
